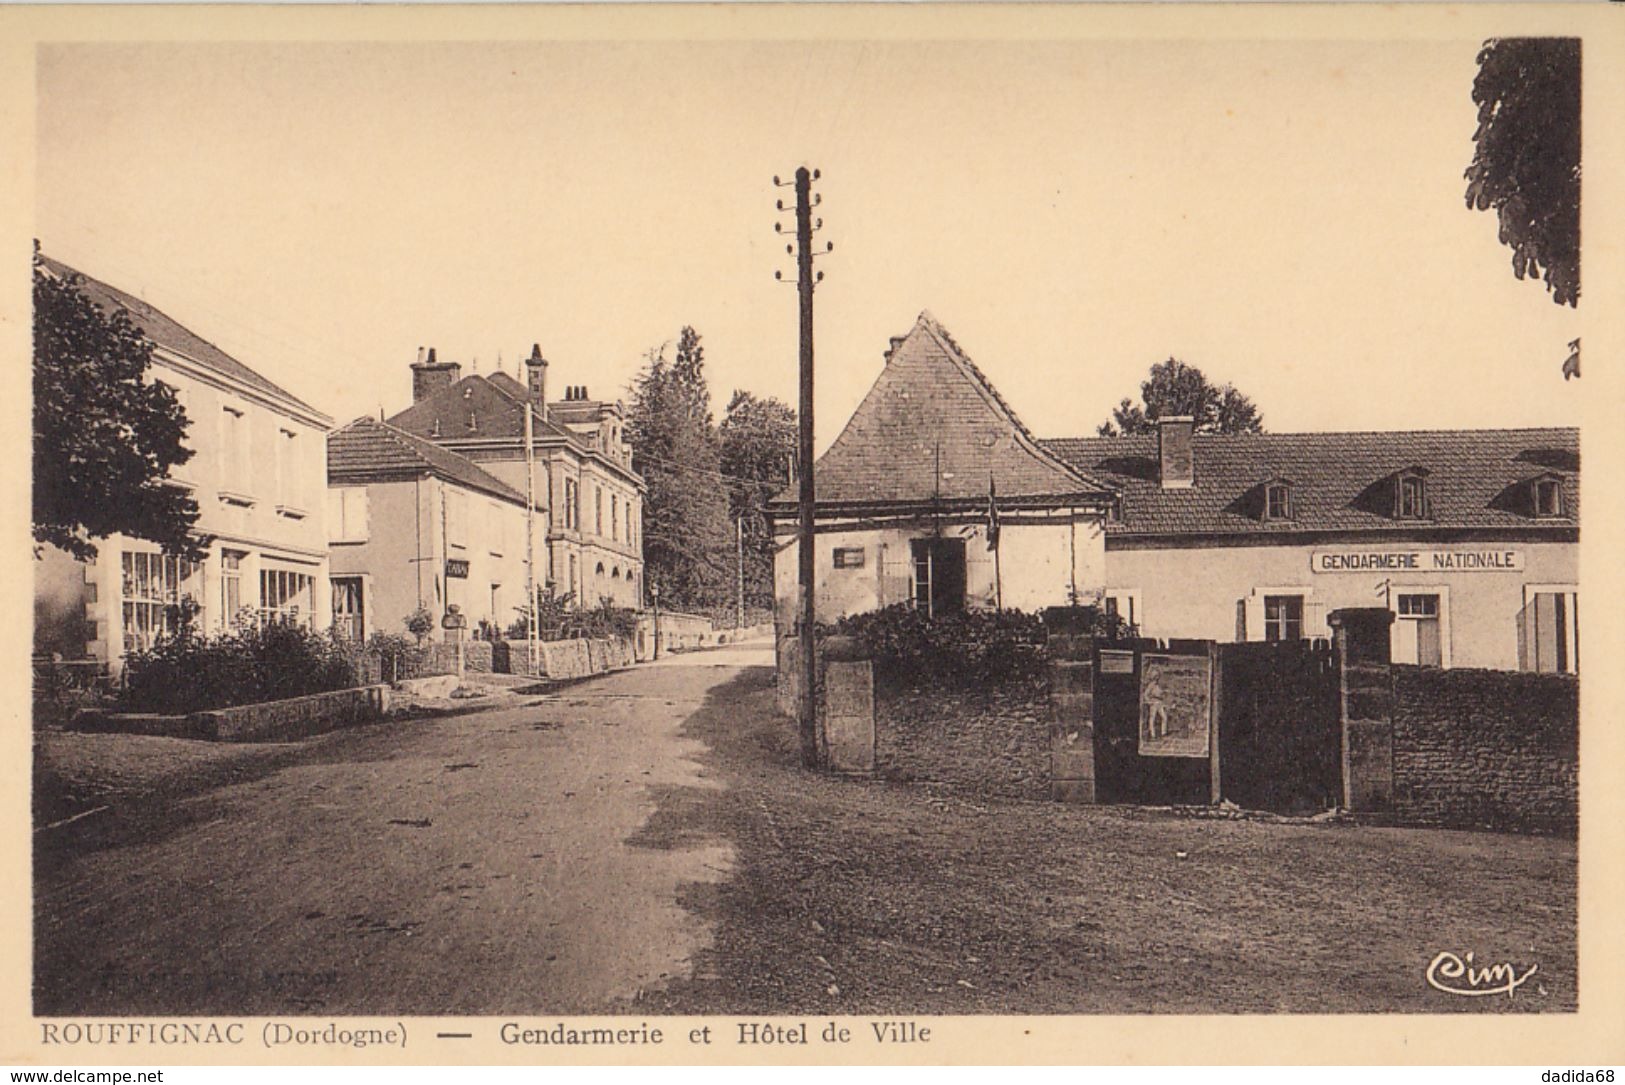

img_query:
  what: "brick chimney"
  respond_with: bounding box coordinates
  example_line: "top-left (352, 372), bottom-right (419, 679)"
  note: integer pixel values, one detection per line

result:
top-left (525, 343), bottom-right (549, 421)
top-left (411, 346), bottom-right (461, 403)
top-left (1157, 416), bottom-right (1195, 489)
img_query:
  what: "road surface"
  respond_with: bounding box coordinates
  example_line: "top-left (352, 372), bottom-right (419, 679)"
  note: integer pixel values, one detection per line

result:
top-left (35, 641), bottom-right (773, 1016)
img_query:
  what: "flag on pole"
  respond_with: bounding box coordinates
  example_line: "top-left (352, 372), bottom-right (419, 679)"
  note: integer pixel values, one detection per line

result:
top-left (986, 474), bottom-right (1000, 551)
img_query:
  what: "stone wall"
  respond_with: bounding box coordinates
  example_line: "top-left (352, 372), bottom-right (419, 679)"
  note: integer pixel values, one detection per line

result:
top-left (1391, 665), bottom-right (1578, 834)
top-left (493, 637), bottom-right (635, 679)
top-left (75, 685), bottom-right (391, 743)
top-left (368, 641), bottom-right (493, 682)
top-left (874, 678), bottom-right (1051, 799)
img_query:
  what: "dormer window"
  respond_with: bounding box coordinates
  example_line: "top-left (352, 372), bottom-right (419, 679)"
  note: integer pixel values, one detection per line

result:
top-left (1394, 469), bottom-right (1431, 520)
top-left (1532, 475), bottom-right (1565, 518)
top-left (1263, 481), bottom-right (1294, 522)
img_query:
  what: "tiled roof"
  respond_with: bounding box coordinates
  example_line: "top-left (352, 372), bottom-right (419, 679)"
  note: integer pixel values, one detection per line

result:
top-left (327, 415), bottom-right (528, 505)
top-left (486, 371), bottom-right (531, 400)
top-left (1041, 428), bottom-right (1579, 538)
top-left (387, 374), bottom-right (584, 447)
top-left (773, 312), bottom-right (1113, 509)
top-left (37, 255), bottom-right (325, 420)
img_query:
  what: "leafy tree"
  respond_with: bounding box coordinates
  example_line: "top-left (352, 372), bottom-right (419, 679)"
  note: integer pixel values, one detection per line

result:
top-left (625, 326), bottom-right (732, 609)
top-left (1465, 37), bottom-right (1580, 309)
top-left (33, 253), bottom-right (202, 561)
top-left (1096, 357), bottom-right (1264, 437)
top-left (719, 390), bottom-right (796, 609)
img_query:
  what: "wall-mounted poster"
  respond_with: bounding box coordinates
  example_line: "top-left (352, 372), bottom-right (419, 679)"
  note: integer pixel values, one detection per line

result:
top-left (1139, 653), bottom-right (1212, 758)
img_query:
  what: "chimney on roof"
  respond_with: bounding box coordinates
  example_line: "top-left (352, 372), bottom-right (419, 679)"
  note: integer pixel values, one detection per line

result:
top-left (411, 346), bottom-right (461, 403)
top-left (1157, 416), bottom-right (1195, 490)
top-left (526, 343), bottom-right (549, 421)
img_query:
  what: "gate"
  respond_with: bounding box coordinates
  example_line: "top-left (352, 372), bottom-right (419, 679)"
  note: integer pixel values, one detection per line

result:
top-left (1215, 639), bottom-right (1340, 814)
top-left (1091, 639), bottom-right (1212, 806)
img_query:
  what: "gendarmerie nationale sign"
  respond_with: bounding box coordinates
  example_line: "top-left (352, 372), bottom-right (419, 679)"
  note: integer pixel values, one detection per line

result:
top-left (1310, 548), bottom-right (1525, 574)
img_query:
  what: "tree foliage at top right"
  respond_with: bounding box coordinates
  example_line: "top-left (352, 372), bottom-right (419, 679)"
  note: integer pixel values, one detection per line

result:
top-left (1465, 37), bottom-right (1580, 308)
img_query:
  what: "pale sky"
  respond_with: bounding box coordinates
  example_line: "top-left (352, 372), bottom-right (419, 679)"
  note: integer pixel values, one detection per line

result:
top-left (37, 38), bottom-right (1582, 449)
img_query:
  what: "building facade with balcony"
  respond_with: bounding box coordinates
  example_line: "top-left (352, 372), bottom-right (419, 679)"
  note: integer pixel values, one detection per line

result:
top-left (33, 257), bottom-right (333, 671)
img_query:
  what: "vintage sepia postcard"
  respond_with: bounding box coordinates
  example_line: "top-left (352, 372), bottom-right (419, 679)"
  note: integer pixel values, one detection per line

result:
top-left (2, 1), bottom-right (1624, 1069)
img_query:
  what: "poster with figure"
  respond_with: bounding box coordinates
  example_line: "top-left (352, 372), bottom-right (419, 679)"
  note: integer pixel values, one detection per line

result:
top-left (1139, 653), bottom-right (1212, 758)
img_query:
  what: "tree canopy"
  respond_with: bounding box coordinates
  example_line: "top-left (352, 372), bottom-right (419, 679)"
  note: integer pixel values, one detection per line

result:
top-left (719, 390), bottom-right (796, 610)
top-left (625, 327), bottom-right (733, 609)
top-left (1096, 357), bottom-right (1265, 437)
top-left (1465, 37), bottom-right (1580, 308)
top-left (33, 255), bottom-right (202, 561)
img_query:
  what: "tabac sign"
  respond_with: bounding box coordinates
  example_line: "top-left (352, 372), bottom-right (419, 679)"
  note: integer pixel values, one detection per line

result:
top-left (1310, 548), bottom-right (1524, 574)
top-left (1139, 653), bottom-right (1212, 759)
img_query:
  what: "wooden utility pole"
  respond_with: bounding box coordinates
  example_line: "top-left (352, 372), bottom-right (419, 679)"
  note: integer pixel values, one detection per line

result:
top-left (524, 402), bottom-right (537, 676)
top-left (776, 165), bottom-right (830, 769)
top-left (736, 513), bottom-right (746, 630)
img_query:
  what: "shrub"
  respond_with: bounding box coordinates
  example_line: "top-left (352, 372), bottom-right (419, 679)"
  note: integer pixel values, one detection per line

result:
top-left (403, 605), bottom-right (435, 643)
top-left (120, 602), bottom-right (364, 715)
top-left (825, 603), bottom-right (1134, 691)
top-left (505, 590), bottom-right (637, 642)
top-left (826, 605), bottom-right (1046, 689)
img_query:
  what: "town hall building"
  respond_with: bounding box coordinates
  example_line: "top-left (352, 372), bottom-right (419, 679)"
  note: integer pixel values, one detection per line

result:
top-left (383, 345), bottom-right (645, 611)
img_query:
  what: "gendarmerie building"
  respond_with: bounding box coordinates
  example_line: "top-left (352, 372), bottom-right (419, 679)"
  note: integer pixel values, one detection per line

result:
top-left (1044, 422), bottom-right (1578, 673)
top-left (774, 311), bottom-right (1578, 674)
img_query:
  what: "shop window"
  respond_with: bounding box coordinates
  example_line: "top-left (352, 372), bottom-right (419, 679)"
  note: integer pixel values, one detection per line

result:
top-left (259, 569), bottom-right (315, 626)
top-left (121, 551), bottom-right (200, 654)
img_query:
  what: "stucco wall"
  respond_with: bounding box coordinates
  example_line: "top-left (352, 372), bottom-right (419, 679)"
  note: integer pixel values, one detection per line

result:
top-left (774, 513), bottom-right (1107, 623)
top-left (1103, 538), bottom-right (1576, 671)
top-left (33, 545), bottom-right (89, 657)
top-left (154, 354), bottom-right (330, 560)
top-left (330, 477), bottom-right (539, 641)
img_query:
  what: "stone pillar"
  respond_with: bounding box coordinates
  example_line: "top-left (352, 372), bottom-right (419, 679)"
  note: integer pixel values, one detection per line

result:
top-left (821, 636), bottom-right (875, 775)
top-left (1328, 607), bottom-right (1395, 813)
top-left (1049, 635), bottom-right (1096, 803)
top-left (775, 632), bottom-right (803, 719)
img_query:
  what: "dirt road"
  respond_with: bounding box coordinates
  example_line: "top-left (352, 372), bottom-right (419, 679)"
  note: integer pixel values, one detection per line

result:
top-left (35, 647), bottom-right (769, 1016)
